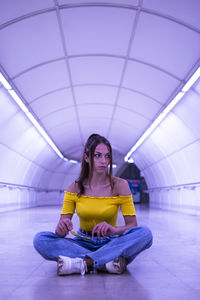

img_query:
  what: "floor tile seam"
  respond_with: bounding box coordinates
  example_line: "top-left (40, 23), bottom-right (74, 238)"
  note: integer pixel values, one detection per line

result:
top-left (3, 284), bottom-right (23, 300)
top-left (171, 274), bottom-right (200, 292)
top-left (88, 272), bottom-right (109, 300)
top-left (0, 284), bottom-right (21, 300)
top-left (101, 273), bottom-right (108, 299)
top-left (0, 262), bottom-right (44, 284)
top-left (2, 263), bottom-right (45, 299)
top-left (104, 288), bottom-right (114, 300)
top-left (20, 261), bottom-right (46, 286)
top-left (151, 257), bottom-right (199, 290)
top-left (150, 257), bottom-right (182, 277)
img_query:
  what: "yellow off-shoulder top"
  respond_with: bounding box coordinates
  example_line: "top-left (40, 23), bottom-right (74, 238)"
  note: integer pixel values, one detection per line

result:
top-left (61, 191), bottom-right (136, 231)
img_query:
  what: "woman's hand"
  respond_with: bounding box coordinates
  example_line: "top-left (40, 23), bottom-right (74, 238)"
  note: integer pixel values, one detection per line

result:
top-left (92, 221), bottom-right (118, 238)
top-left (55, 214), bottom-right (73, 237)
top-left (92, 216), bottom-right (138, 238)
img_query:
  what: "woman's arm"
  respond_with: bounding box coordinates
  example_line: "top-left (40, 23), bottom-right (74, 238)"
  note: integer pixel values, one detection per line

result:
top-left (55, 214), bottom-right (73, 237)
top-left (92, 177), bottom-right (138, 237)
top-left (114, 215), bottom-right (138, 235)
top-left (92, 215), bottom-right (137, 238)
top-left (115, 178), bottom-right (138, 234)
top-left (55, 181), bottom-right (78, 237)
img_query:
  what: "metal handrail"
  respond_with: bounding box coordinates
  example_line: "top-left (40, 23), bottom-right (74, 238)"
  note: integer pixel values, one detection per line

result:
top-left (145, 181), bottom-right (200, 193)
top-left (2, 180), bottom-right (200, 193)
top-left (0, 181), bottom-right (65, 193)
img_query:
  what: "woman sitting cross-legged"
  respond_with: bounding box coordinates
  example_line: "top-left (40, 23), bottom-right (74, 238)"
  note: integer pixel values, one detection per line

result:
top-left (33, 133), bottom-right (153, 275)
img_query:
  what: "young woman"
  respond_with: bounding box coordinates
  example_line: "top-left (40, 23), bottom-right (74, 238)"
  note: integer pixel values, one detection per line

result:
top-left (34, 134), bottom-right (153, 275)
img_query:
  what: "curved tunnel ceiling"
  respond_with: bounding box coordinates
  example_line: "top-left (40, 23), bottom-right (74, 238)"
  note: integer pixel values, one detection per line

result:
top-left (0, 0), bottom-right (200, 164)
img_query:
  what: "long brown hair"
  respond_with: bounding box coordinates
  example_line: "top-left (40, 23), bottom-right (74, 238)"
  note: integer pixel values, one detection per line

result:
top-left (76, 133), bottom-right (113, 195)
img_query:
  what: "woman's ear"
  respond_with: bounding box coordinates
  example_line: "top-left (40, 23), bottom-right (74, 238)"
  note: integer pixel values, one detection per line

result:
top-left (84, 153), bottom-right (89, 163)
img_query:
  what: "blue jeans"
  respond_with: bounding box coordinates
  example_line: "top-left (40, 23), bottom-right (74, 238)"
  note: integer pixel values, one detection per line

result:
top-left (33, 226), bottom-right (153, 268)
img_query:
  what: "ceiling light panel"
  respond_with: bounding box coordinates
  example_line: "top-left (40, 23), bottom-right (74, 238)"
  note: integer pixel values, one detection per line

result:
top-left (123, 60), bottom-right (180, 102)
top-left (59, 0), bottom-right (138, 5)
top-left (0, 11), bottom-right (64, 77)
top-left (114, 106), bottom-right (150, 130)
top-left (30, 88), bottom-right (74, 119)
top-left (63, 143), bottom-right (83, 161)
top-left (13, 60), bottom-right (70, 102)
top-left (78, 104), bottom-right (113, 119)
top-left (74, 85), bottom-right (118, 105)
top-left (142, 0), bottom-right (200, 29)
top-left (0, 0), bottom-right (53, 24)
top-left (80, 119), bottom-right (110, 141)
top-left (49, 122), bottom-right (81, 152)
top-left (69, 57), bottom-right (125, 85)
top-left (60, 7), bottom-right (136, 56)
top-left (49, 120), bottom-right (80, 140)
top-left (131, 12), bottom-right (200, 77)
top-left (41, 106), bottom-right (77, 130)
top-left (118, 88), bottom-right (162, 119)
top-left (109, 120), bottom-right (141, 153)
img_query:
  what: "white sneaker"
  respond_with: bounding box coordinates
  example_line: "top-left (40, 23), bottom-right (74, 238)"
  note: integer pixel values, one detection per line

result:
top-left (105, 256), bottom-right (127, 274)
top-left (57, 256), bottom-right (88, 276)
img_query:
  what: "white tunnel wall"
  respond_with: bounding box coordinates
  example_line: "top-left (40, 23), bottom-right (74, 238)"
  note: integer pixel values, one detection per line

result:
top-left (1, 0), bottom-right (200, 217)
top-left (132, 86), bottom-right (200, 215)
top-left (0, 86), bottom-right (80, 212)
top-left (1, 82), bottom-right (200, 214)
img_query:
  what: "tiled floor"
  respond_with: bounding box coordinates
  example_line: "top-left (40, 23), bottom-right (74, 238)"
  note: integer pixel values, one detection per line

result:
top-left (0, 204), bottom-right (200, 300)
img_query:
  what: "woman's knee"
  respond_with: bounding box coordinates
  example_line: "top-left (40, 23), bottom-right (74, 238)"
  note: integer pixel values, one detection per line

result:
top-left (33, 231), bottom-right (59, 261)
top-left (140, 226), bottom-right (153, 245)
top-left (33, 231), bottom-right (56, 250)
top-left (33, 231), bottom-right (45, 250)
top-left (128, 225), bottom-right (153, 244)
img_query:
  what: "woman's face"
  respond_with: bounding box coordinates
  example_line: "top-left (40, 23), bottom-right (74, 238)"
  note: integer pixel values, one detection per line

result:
top-left (92, 143), bottom-right (111, 174)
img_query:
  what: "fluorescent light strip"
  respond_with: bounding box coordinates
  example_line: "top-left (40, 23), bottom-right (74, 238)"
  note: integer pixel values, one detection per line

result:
top-left (0, 73), bottom-right (11, 89)
top-left (127, 158), bottom-right (134, 163)
top-left (69, 159), bottom-right (78, 164)
top-left (69, 161), bottom-right (117, 166)
top-left (124, 66), bottom-right (200, 162)
top-left (182, 66), bottom-right (200, 92)
top-left (0, 72), bottom-right (67, 161)
top-left (26, 112), bottom-right (64, 159)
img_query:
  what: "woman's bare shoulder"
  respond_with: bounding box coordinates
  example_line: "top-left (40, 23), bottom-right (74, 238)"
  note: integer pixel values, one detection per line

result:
top-left (66, 181), bottom-right (79, 193)
top-left (112, 176), bottom-right (131, 196)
